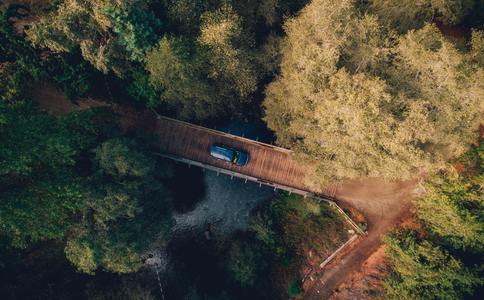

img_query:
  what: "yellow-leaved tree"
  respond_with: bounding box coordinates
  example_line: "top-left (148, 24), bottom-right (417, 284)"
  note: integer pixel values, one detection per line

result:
top-left (264, 0), bottom-right (484, 189)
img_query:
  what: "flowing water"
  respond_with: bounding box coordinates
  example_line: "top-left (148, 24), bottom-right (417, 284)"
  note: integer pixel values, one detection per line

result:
top-left (173, 170), bottom-right (274, 235)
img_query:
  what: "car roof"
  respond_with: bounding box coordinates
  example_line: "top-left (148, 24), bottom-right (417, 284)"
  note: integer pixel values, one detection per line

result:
top-left (210, 144), bottom-right (235, 161)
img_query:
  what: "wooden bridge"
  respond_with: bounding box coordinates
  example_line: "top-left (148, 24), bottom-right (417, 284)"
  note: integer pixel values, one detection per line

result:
top-left (33, 83), bottom-right (331, 197)
top-left (33, 83), bottom-right (361, 233)
top-left (146, 114), bottom-right (323, 197)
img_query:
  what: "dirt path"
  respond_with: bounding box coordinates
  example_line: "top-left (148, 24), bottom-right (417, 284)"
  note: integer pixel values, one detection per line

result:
top-left (31, 82), bottom-right (109, 114)
top-left (329, 245), bottom-right (388, 300)
top-left (304, 178), bottom-right (420, 299)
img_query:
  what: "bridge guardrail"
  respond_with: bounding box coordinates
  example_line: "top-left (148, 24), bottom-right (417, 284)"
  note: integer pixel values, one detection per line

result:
top-left (153, 113), bottom-right (292, 153)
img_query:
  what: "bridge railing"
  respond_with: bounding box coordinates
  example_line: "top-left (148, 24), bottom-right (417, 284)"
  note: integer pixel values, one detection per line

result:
top-left (154, 114), bottom-right (292, 153)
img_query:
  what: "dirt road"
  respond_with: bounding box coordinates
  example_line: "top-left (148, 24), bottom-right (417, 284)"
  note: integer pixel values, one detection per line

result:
top-left (304, 178), bottom-right (420, 299)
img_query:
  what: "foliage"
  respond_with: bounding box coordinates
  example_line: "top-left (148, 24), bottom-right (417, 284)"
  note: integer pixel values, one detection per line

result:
top-left (384, 230), bottom-right (481, 300)
top-left (145, 2), bottom-right (262, 120)
top-left (367, 0), bottom-right (478, 32)
top-left (418, 173), bottom-right (483, 251)
top-left (143, 0), bottom-right (306, 120)
top-left (94, 138), bottom-right (155, 178)
top-left (226, 239), bottom-right (265, 288)
top-left (105, 5), bottom-right (162, 62)
top-left (415, 138), bottom-right (483, 251)
top-left (27, 0), bottom-right (162, 75)
top-left (43, 50), bottom-right (95, 99)
top-left (198, 4), bottom-right (258, 98)
top-left (287, 279), bottom-right (303, 297)
top-left (0, 102), bottom-right (116, 248)
top-left (269, 194), bottom-right (347, 256)
top-left (0, 104), bottom-right (107, 179)
top-left (65, 138), bottom-right (173, 274)
top-left (125, 69), bottom-right (159, 107)
top-left (0, 175), bottom-right (85, 248)
top-left (264, 0), bottom-right (484, 188)
top-left (384, 138), bottom-right (483, 298)
top-left (162, 0), bottom-right (210, 34)
top-left (0, 94), bottom-right (173, 274)
top-left (145, 36), bottom-right (215, 119)
top-left (1, 10), bottom-right (96, 100)
top-left (225, 193), bottom-right (348, 298)
top-left (22, 0), bottom-right (305, 119)
top-left (1, 11), bottom-right (43, 102)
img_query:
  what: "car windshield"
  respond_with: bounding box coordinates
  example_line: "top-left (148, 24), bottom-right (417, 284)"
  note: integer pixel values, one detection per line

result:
top-left (210, 145), bottom-right (237, 163)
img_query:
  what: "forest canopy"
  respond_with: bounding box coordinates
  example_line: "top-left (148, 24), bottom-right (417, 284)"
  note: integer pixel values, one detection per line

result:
top-left (383, 138), bottom-right (483, 299)
top-left (263, 0), bottom-right (484, 189)
top-left (1, 0), bottom-right (484, 298)
top-left (25, 0), bottom-right (307, 120)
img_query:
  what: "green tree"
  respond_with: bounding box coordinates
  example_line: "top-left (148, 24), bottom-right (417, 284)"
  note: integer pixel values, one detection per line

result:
top-left (65, 138), bottom-right (173, 274)
top-left (198, 4), bottom-right (258, 98)
top-left (227, 239), bottom-right (265, 288)
top-left (0, 95), bottom-right (172, 274)
top-left (0, 104), bottom-right (105, 179)
top-left (224, 193), bottom-right (348, 298)
top-left (384, 139), bottom-right (483, 299)
top-left (416, 139), bottom-right (483, 251)
top-left (125, 69), bottom-right (159, 107)
top-left (1, 10), bottom-right (95, 100)
top-left (145, 36), bottom-right (215, 119)
top-left (0, 102), bottom-right (115, 247)
top-left (417, 174), bottom-right (483, 251)
top-left (145, 3), bottom-right (261, 120)
top-left (27, 0), bottom-right (162, 75)
top-left (1, 11), bottom-right (43, 102)
top-left (0, 176), bottom-right (85, 248)
top-left (264, 0), bottom-right (484, 189)
top-left (384, 231), bottom-right (480, 300)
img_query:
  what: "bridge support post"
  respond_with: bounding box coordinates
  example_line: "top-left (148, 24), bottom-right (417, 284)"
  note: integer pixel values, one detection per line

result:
top-left (231, 174), bottom-right (234, 180)
top-left (259, 183), bottom-right (262, 187)
top-left (274, 187), bottom-right (277, 191)
top-left (244, 178), bottom-right (248, 183)
top-left (217, 171), bottom-right (219, 176)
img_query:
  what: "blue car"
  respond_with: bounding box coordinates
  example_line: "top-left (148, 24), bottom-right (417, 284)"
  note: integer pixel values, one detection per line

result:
top-left (210, 144), bottom-right (249, 166)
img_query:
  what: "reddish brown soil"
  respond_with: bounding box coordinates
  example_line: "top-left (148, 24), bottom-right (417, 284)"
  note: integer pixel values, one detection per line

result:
top-left (31, 82), bottom-right (108, 114)
top-left (329, 245), bottom-right (388, 300)
top-left (304, 178), bottom-right (421, 299)
top-left (327, 211), bottom-right (420, 300)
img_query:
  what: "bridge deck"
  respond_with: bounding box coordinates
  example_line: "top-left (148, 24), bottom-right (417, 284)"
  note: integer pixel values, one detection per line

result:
top-left (148, 115), bottom-right (313, 193)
